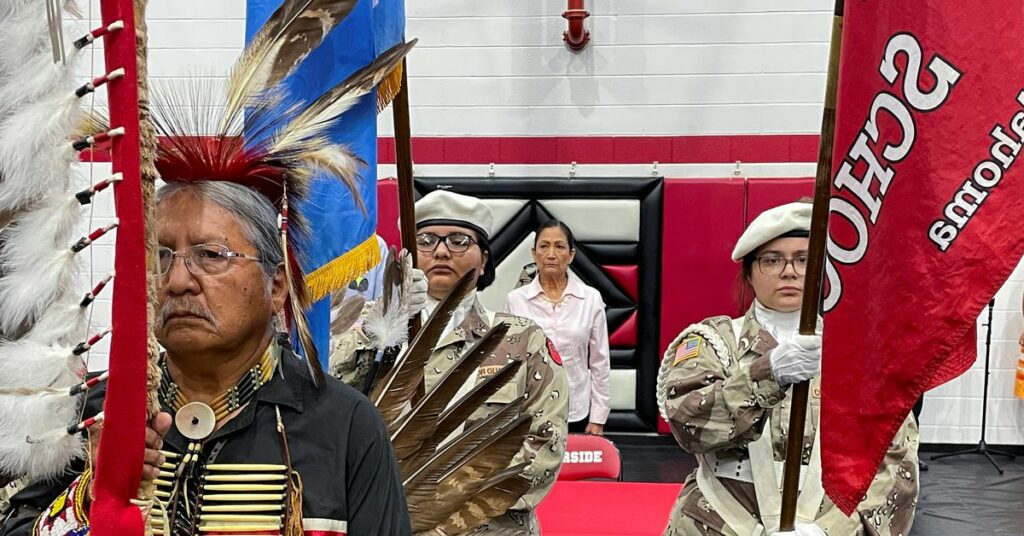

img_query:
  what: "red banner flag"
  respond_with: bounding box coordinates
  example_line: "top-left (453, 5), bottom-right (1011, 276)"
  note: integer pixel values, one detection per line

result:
top-left (820, 2), bottom-right (1024, 513)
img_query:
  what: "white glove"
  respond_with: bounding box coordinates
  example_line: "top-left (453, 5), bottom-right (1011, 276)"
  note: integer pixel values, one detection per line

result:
top-left (771, 522), bottom-right (827, 536)
top-left (768, 333), bottom-right (821, 386)
top-left (407, 268), bottom-right (428, 318)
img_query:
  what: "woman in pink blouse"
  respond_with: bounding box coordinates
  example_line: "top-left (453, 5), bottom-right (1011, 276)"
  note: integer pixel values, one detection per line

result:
top-left (504, 220), bottom-right (611, 435)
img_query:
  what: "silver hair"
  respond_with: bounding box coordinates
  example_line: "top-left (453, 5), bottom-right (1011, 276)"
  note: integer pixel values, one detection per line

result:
top-left (156, 181), bottom-right (283, 281)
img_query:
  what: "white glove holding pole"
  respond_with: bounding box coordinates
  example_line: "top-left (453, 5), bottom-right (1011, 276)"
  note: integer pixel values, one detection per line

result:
top-left (407, 267), bottom-right (428, 318)
top-left (768, 333), bottom-right (822, 386)
top-left (771, 522), bottom-right (827, 536)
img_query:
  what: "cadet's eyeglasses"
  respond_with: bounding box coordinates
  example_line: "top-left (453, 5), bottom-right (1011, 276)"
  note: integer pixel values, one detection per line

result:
top-left (755, 254), bottom-right (808, 276)
top-left (157, 244), bottom-right (261, 278)
top-left (416, 232), bottom-right (476, 253)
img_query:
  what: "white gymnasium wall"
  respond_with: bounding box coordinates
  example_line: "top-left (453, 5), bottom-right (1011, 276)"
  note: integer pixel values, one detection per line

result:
top-left (65, 0), bottom-right (1024, 445)
top-left (385, 0), bottom-right (831, 137)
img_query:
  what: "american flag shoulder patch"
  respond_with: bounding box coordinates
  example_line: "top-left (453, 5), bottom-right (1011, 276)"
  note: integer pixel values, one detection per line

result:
top-left (672, 336), bottom-right (702, 366)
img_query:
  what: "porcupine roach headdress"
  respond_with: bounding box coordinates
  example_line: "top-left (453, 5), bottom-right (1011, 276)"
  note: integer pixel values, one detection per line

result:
top-left (150, 1), bottom-right (416, 387)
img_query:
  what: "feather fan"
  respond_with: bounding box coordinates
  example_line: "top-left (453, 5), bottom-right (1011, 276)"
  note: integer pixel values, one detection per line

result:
top-left (371, 271), bottom-right (477, 429)
top-left (363, 266), bottom-right (538, 532)
top-left (403, 402), bottom-right (526, 492)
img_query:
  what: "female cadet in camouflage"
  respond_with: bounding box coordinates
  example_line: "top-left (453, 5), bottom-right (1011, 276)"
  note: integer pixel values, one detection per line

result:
top-left (330, 190), bottom-right (569, 536)
top-left (657, 202), bottom-right (919, 536)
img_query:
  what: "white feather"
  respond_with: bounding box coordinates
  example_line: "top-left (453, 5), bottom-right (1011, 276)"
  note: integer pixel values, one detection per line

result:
top-left (0, 248), bottom-right (77, 335)
top-left (0, 94), bottom-right (80, 212)
top-left (0, 2), bottom-right (55, 72)
top-left (2, 194), bottom-right (82, 256)
top-left (26, 296), bottom-right (88, 346)
top-left (271, 94), bottom-right (360, 153)
top-left (0, 56), bottom-right (77, 123)
top-left (0, 339), bottom-right (81, 391)
top-left (0, 391), bottom-right (85, 479)
top-left (0, 326), bottom-right (86, 480)
top-left (362, 285), bottom-right (410, 350)
top-left (0, 13), bottom-right (79, 122)
top-left (0, 196), bottom-right (83, 335)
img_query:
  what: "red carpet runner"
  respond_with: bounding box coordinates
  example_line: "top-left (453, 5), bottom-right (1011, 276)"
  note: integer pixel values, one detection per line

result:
top-left (536, 481), bottom-right (683, 536)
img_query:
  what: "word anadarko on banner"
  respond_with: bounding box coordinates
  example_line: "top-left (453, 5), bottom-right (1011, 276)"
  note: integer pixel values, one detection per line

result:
top-left (823, 33), bottom-right (961, 312)
top-left (929, 91), bottom-right (1024, 251)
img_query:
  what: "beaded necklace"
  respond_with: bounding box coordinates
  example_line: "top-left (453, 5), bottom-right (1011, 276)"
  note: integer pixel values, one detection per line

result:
top-left (158, 348), bottom-right (275, 423)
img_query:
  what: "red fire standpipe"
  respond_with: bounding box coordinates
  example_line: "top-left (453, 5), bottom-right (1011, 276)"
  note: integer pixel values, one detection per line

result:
top-left (563, 0), bottom-right (590, 52)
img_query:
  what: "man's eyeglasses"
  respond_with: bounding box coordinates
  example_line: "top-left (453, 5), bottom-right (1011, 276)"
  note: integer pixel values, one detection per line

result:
top-left (415, 232), bottom-right (477, 253)
top-left (755, 254), bottom-right (808, 276)
top-left (157, 244), bottom-right (261, 278)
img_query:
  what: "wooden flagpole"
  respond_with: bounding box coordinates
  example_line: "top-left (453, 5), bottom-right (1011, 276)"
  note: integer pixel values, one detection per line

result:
top-left (393, 59), bottom-right (416, 259)
top-left (779, 0), bottom-right (845, 530)
top-left (391, 59), bottom-right (423, 344)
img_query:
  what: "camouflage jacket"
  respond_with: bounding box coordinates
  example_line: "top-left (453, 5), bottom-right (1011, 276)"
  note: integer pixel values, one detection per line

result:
top-left (330, 297), bottom-right (570, 534)
top-left (657, 307), bottom-right (919, 536)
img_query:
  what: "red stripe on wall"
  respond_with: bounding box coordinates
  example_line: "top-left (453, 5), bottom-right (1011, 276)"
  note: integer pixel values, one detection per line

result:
top-left (80, 135), bottom-right (820, 165)
top-left (378, 135), bottom-right (820, 165)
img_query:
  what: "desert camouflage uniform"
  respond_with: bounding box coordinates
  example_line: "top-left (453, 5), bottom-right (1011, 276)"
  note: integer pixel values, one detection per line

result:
top-left (331, 297), bottom-right (570, 535)
top-left (0, 478), bottom-right (26, 520)
top-left (657, 307), bottom-right (919, 536)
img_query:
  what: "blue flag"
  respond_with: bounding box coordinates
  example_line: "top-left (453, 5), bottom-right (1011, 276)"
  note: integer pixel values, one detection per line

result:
top-left (246, 0), bottom-right (405, 366)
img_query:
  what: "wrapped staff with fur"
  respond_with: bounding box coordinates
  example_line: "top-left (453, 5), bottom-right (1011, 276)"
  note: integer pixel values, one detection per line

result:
top-left (3, 0), bottom-right (419, 532)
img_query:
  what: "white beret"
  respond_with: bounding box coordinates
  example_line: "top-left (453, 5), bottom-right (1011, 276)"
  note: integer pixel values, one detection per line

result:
top-left (415, 190), bottom-right (494, 239)
top-left (731, 202), bottom-right (812, 261)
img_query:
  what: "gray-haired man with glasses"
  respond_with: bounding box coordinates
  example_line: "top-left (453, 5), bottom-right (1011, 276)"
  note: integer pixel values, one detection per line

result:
top-left (1, 180), bottom-right (412, 536)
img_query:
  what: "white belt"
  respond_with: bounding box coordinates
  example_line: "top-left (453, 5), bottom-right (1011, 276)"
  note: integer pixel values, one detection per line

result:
top-left (707, 453), bottom-right (809, 490)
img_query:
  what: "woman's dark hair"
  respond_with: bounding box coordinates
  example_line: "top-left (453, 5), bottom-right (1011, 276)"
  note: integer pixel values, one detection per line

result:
top-left (735, 253), bottom-right (757, 312)
top-left (533, 219), bottom-right (576, 249)
top-left (475, 233), bottom-right (496, 291)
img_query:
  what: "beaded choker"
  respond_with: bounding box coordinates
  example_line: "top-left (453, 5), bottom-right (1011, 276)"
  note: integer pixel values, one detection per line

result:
top-left (157, 348), bottom-right (275, 423)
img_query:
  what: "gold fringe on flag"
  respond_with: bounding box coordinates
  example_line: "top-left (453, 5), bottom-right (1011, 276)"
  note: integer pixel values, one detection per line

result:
top-left (1016, 345), bottom-right (1024, 400)
top-left (304, 234), bottom-right (382, 303)
top-left (376, 62), bottom-right (403, 113)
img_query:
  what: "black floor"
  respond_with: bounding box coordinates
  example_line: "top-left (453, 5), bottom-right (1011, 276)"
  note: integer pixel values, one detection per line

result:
top-left (609, 435), bottom-right (1024, 536)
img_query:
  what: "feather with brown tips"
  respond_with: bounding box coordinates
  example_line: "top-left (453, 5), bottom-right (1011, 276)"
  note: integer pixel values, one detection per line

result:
top-left (329, 294), bottom-right (365, 340)
top-left (223, 0), bottom-right (359, 124)
top-left (280, 193), bottom-right (322, 388)
top-left (400, 358), bottom-right (524, 474)
top-left (406, 417), bottom-right (532, 533)
top-left (371, 270), bottom-right (476, 428)
top-left (403, 400), bottom-right (525, 488)
top-left (389, 322), bottom-right (510, 461)
top-left (270, 40), bottom-right (417, 162)
top-left (436, 469), bottom-right (533, 535)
